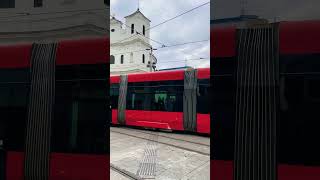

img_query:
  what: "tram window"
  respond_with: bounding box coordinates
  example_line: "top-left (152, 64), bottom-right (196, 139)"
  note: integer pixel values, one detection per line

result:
top-left (127, 82), bottom-right (152, 111)
top-left (0, 67), bottom-right (29, 151)
top-left (152, 91), bottom-right (178, 112)
top-left (197, 79), bottom-right (210, 114)
top-left (56, 64), bottom-right (107, 80)
top-left (211, 55), bottom-right (236, 161)
top-left (0, 83), bottom-right (29, 151)
top-left (153, 91), bottom-right (167, 111)
top-left (77, 80), bottom-right (108, 154)
top-left (213, 57), bottom-right (236, 75)
top-left (53, 81), bottom-right (78, 153)
top-left (151, 80), bottom-right (183, 112)
top-left (280, 54), bottom-right (320, 73)
top-left (0, 69), bottom-right (30, 83)
top-left (52, 71), bottom-right (108, 154)
top-left (306, 78), bottom-right (320, 100)
top-left (211, 75), bottom-right (235, 161)
top-left (79, 64), bottom-right (107, 79)
top-left (126, 80), bottom-right (183, 112)
top-left (110, 84), bottom-right (119, 109)
top-left (279, 75), bottom-right (320, 165)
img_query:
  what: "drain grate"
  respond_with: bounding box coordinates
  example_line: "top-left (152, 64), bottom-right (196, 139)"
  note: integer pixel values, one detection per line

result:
top-left (136, 134), bottom-right (158, 178)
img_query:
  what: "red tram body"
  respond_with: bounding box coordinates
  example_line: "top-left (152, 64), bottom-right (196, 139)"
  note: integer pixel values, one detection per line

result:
top-left (0, 38), bottom-right (109, 180)
top-left (110, 68), bottom-right (210, 134)
top-left (211, 20), bottom-right (320, 179)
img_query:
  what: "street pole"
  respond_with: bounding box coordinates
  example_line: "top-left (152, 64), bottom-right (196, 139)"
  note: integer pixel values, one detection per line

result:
top-left (149, 48), bottom-right (153, 72)
top-left (146, 47), bottom-right (157, 72)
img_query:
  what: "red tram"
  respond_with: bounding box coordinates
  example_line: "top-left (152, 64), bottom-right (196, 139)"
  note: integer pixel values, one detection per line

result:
top-left (0, 38), bottom-right (108, 180)
top-left (211, 20), bottom-right (320, 179)
top-left (110, 68), bottom-right (210, 134)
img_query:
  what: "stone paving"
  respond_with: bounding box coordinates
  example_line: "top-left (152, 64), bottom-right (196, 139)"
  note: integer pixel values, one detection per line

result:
top-left (110, 126), bottom-right (210, 180)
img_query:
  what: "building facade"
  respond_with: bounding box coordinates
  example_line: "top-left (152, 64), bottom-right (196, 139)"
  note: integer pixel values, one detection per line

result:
top-left (0, 0), bottom-right (108, 44)
top-left (110, 9), bottom-right (157, 75)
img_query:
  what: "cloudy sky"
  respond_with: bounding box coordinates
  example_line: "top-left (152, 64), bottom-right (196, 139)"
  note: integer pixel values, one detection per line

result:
top-left (110, 0), bottom-right (210, 70)
top-left (212, 0), bottom-right (320, 21)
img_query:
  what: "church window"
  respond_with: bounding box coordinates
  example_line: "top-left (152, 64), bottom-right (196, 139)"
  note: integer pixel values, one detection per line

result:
top-left (121, 55), bottom-right (124, 64)
top-left (142, 54), bottom-right (145, 63)
top-left (110, 55), bottom-right (115, 64)
top-left (131, 24), bottom-right (135, 34)
top-left (111, 29), bottom-right (115, 32)
top-left (143, 25), bottom-right (145, 36)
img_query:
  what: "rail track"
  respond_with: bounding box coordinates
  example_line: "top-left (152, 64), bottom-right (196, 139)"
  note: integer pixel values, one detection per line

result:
top-left (115, 126), bottom-right (210, 146)
top-left (110, 126), bottom-right (210, 156)
top-left (111, 163), bottom-right (142, 180)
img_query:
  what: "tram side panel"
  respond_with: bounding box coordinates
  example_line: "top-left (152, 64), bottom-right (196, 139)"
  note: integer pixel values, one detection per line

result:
top-left (50, 38), bottom-right (109, 180)
top-left (277, 21), bottom-right (320, 180)
top-left (0, 44), bottom-right (32, 180)
top-left (196, 68), bottom-right (211, 134)
top-left (125, 73), bottom-right (153, 128)
top-left (2, 38), bottom-right (109, 180)
top-left (110, 79), bottom-right (119, 124)
top-left (211, 26), bottom-right (237, 180)
top-left (211, 21), bottom-right (320, 180)
top-left (148, 79), bottom-right (184, 131)
top-left (150, 70), bottom-right (184, 131)
top-left (110, 69), bottom-right (211, 134)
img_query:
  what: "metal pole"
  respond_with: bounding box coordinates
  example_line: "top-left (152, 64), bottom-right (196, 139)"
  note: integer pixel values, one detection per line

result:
top-left (149, 47), bottom-right (153, 72)
top-left (146, 47), bottom-right (157, 72)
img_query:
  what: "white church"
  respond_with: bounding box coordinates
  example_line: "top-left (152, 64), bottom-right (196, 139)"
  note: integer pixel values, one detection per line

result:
top-left (110, 9), bottom-right (157, 75)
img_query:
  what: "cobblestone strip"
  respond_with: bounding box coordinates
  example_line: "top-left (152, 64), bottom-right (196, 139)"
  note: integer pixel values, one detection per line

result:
top-left (136, 133), bottom-right (159, 179)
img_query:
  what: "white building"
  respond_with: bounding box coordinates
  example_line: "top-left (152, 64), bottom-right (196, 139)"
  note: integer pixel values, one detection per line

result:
top-left (0, 0), bottom-right (108, 44)
top-left (110, 9), bottom-right (157, 75)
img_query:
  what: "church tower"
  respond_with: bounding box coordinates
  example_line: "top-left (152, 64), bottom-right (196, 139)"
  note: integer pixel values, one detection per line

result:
top-left (124, 9), bottom-right (151, 44)
top-left (110, 9), bottom-right (157, 75)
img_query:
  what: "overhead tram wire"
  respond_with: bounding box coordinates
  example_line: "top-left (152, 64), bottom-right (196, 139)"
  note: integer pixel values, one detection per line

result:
top-left (110, 2), bottom-right (209, 45)
top-left (144, 1), bottom-right (210, 32)
top-left (155, 40), bottom-right (209, 65)
top-left (111, 39), bottom-right (209, 56)
top-left (118, 58), bottom-right (209, 71)
top-left (156, 39), bottom-right (209, 50)
top-left (157, 57), bottom-right (210, 64)
top-left (179, 42), bottom-right (209, 62)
